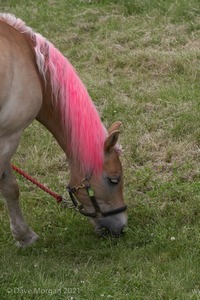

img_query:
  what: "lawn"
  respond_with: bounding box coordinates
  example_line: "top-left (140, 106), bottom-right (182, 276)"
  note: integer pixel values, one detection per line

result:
top-left (0, 0), bottom-right (200, 299)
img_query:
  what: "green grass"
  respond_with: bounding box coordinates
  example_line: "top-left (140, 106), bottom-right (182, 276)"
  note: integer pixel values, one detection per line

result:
top-left (1, 0), bottom-right (200, 299)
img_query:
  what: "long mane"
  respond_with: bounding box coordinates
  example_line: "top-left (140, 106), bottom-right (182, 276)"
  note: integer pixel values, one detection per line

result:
top-left (0, 13), bottom-right (107, 174)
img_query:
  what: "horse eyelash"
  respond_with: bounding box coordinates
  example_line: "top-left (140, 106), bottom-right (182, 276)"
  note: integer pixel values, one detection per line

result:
top-left (108, 177), bottom-right (120, 185)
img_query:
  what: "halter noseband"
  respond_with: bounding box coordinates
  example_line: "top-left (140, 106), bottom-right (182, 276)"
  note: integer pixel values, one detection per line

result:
top-left (67, 178), bottom-right (127, 218)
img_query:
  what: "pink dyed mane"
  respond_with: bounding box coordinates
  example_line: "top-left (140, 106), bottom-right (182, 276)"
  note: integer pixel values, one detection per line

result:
top-left (0, 13), bottom-right (107, 174)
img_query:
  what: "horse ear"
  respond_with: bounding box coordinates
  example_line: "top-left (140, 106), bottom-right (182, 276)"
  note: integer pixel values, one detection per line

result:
top-left (104, 130), bottom-right (120, 152)
top-left (108, 121), bottom-right (122, 134)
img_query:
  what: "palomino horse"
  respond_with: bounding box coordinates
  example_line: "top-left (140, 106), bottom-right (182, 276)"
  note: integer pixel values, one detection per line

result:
top-left (0, 14), bottom-right (127, 247)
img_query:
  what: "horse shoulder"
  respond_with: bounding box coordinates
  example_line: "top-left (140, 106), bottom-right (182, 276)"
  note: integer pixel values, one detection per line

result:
top-left (0, 21), bottom-right (43, 134)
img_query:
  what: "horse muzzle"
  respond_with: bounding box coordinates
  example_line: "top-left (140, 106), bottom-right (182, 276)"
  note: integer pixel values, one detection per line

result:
top-left (91, 212), bottom-right (128, 237)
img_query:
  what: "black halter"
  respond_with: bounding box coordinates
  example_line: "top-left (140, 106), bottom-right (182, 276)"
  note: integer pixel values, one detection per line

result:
top-left (67, 178), bottom-right (127, 218)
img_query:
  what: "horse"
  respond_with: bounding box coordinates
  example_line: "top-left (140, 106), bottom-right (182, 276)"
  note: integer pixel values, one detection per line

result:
top-left (0, 13), bottom-right (127, 247)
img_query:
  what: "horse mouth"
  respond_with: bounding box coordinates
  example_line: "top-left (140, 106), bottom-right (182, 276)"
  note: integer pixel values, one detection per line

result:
top-left (94, 224), bottom-right (127, 238)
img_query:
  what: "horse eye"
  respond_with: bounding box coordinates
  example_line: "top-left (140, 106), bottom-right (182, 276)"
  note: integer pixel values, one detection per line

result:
top-left (108, 177), bottom-right (120, 185)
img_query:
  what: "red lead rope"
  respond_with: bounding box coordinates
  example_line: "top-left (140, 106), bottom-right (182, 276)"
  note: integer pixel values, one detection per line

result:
top-left (11, 164), bottom-right (63, 204)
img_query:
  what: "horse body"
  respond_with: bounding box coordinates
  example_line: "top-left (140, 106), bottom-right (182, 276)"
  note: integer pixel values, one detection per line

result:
top-left (0, 14), bottom-right (127, 247)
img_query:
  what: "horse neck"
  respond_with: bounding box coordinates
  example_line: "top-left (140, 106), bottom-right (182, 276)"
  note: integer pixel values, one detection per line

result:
top-left (36, 51), bottom-right (106, 176)
top-left (36, 86), bottom-right (85, 181)
top-left (36, 82), bottom-right (67, 153)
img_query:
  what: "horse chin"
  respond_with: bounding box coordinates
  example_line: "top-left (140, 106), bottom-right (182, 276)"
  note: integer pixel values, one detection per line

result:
top-left (89, 214), bottom-right (127, 238)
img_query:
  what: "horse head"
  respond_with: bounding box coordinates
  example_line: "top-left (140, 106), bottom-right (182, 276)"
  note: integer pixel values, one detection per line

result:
top-left (68, 121), bottom-right (127, 237)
